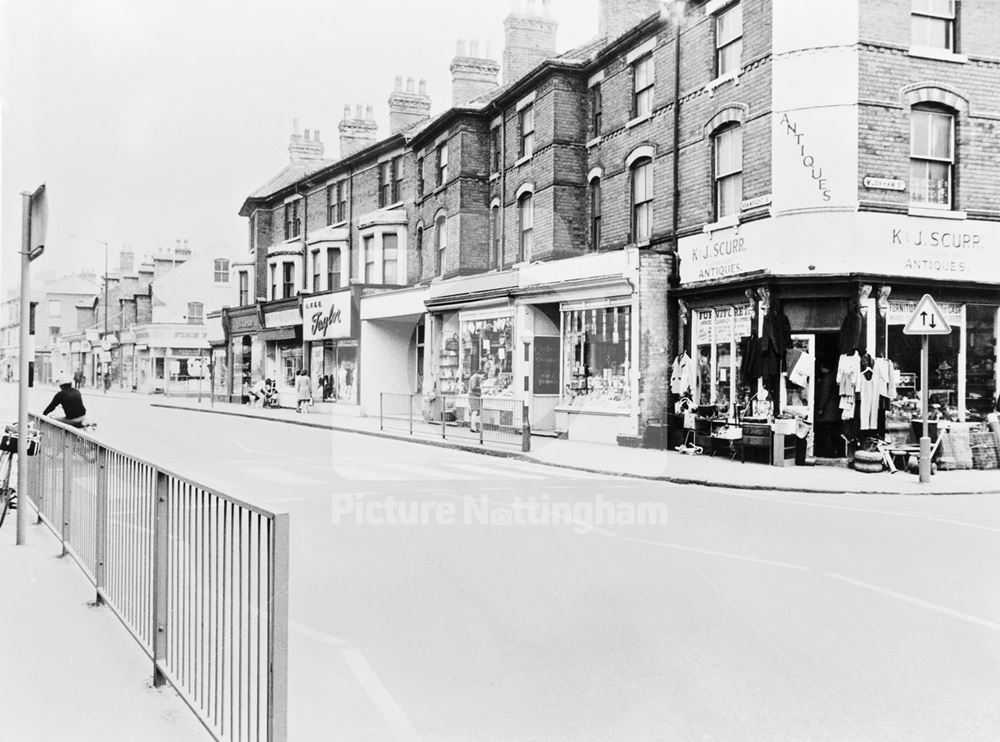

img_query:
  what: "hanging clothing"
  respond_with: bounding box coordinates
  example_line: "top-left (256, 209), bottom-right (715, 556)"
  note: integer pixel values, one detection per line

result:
top-left (858, 367), bottom-right (880, 431)
top-left (786, 349), bottom-right (814, 389)
top-left (759, 308), bottom-right (791, 378)
top-left (837, 353), bottom-right (861, 421)
top-left (839, 305), bottom-right (865, 355)
top-left (873, 357), bottom-right (896, 401)
top-left (739, 333), bottom-right (761, 383)
top-left (670, 353), bottom-right (696, 396)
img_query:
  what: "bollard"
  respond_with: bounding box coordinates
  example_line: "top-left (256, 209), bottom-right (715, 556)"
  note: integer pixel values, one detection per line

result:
top-left (379, 393), bottom-right (384, 431)
top-left (409, 394), bottom-right (414, 436)
top-left (441, 397), bottom-right (447, 439)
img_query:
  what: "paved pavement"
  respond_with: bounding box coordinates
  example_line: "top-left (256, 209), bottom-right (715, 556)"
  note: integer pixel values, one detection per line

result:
top-left (141, 392), bottom-right (1000, 496)
top-left (0, 509), bottom-right (209, 741)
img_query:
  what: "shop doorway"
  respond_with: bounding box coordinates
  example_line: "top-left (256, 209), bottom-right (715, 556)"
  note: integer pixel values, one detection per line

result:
top-left (810, 332), bottom-right (841, 457)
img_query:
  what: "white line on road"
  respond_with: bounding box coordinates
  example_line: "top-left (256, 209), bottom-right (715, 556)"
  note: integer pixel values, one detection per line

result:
top-left (387, 462), bottom-right (478, 480)
top-left (341, 648), bottom-right (422, 742)
top-left (826, 573), bottom-right (1000, 632)
top-left (447, 462), bottom-right (546, 479)
top-left (243, 465), bottom-right (326, 486)
top-left (333, 465), bottom-right (408, 481)
top-left (289, 622), bottom-right (422, 741)
top-left (621, 536), bottom-right (810, 571)
top-left (289, 621), bottom-right (348, 648)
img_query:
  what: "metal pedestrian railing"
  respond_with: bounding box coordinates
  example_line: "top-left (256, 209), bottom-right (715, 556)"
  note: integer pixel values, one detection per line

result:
top-left (379, 393), bottom-right (530, 451)
top-left (27, 414), bottom-right (289, 742)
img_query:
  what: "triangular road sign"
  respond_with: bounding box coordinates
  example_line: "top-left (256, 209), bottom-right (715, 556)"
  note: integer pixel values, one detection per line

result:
top-left (903, 294), bottom-right (952, 335)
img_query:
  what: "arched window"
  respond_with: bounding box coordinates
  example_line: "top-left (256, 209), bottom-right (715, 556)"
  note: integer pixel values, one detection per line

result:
top-left (910, 105), bottom-right (954, 207)
top-left (590, 177), bottom-right (602, 251)
top-left (713, 123), bottom-right (742, 219)
top-left (435, 214), bottom-right (447, 276)
top-left (631, 158), bottom-right (652, 243)
top-left (518, 193), bottom-right (534, 262)
top-left (490, 203), bottom-right (501, 269)
top-left (415, 225), bottom-right (424, 279)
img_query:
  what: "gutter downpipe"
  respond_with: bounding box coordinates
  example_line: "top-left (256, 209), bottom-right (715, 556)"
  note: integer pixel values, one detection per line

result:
top-left (670, 6), bottom-right (683, 358)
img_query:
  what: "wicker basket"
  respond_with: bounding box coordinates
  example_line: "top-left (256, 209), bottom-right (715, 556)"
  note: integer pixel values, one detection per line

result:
top-left (970, 430), bottom-right (999, 470)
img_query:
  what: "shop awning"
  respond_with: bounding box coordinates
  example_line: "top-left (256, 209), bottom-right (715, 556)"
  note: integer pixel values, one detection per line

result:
top-left (259, 327), bottom-right (298, 342)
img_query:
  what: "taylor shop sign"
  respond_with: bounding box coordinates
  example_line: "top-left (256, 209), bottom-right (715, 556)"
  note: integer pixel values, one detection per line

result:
top-left (679, 212), bottom-right (1000, 285)
top-left (303, 292), bottom-right (353, 341)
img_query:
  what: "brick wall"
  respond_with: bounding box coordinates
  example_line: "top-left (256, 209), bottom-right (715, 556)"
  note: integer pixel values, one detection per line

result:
top-left (637, 250), bottom-right (674, 428)
top-left (857, 0), bottom-right (1000, 216)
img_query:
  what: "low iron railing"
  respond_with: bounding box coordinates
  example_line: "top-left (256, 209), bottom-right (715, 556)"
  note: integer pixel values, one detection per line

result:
top-left (379, 393), bottom-right (530, 451)
top-left (27, 414), bottom-right (289, 742)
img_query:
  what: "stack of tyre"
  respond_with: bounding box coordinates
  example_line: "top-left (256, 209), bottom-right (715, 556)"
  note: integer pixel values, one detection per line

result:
top-left (852, 449), bottom-right (884, 473)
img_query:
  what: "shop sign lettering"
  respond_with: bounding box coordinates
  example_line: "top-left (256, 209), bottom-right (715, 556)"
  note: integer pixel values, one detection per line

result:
top-left (779, 113), bottom-right (831, 202)
top-left (232, 315), bottom-right (257, 331)
top-left (303, 292), bottom-right (353, 341)
top-left (689, 234), bottom-right (749, 281)
top-left (891, 227), bottom-right (984, 275)
top-left (888, 299), bottom-right (960, 325)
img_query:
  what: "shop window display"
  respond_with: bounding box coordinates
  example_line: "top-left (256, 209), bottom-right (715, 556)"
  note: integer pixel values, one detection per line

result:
top-left (280, 347), bottom-right (304, 388)
top-left (887, 305), bottom-right (960, 422)
top-left (693, 305), bottom-right (754, 418)
top-left (562, 306), bottom-right (632, 411)
top-left (965, 305), bottom-right (998, 421)
top-left (460, 315), bottom-right (514, 396)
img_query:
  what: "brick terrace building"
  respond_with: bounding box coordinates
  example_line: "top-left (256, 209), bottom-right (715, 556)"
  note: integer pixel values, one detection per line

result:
top-left (233, 0), bottom-right (999, 446)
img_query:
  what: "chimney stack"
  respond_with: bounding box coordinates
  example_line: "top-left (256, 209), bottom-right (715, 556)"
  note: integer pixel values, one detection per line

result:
top-left (388, 75), bottom-right (432, 134)
top-left (599, 0), bottom-right (662, 40)
top-left (288, 117), bottom-right (326, 162)
top-left (338, 104), bottom-right (378, 158)
top-left (450, 37), bottom-right (501, 106)
top-left (503, 0), bottom-right (558, 85)
top-left (119, 250), bottom-right (134, 273)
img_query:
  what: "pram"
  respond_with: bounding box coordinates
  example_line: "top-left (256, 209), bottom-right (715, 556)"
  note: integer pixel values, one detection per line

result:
top-left (263, 381), bottom-right (280, 408)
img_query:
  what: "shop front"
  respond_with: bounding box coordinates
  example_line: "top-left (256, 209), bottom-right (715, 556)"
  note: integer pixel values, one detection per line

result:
top-left (261, 299), bottom-right (304, 407)
top-left (131, 324), bottom-right (210, 396)
top-left (304, 288), bottom-right (361, 407)
top-left (359, 285), bottom-right (431, 416)
top-left (675, 210), bottom-right (1000, 466)
top-left (223, 306), bottom-right (263, 403)
top-left (421, 249), bottom-right (668, 445)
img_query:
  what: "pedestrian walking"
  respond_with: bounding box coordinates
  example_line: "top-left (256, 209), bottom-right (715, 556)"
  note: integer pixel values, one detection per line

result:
top-left (468, 365), bottom-right (484, 433)
top-left (295, 369), bottom-right (313, 414)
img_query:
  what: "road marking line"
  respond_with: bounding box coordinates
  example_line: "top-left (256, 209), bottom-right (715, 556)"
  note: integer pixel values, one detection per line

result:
top-left (623, 536), bottom-right (809, 571)
top-left (289, 623), bottom-right (421, 741)
top-left (244, 465), bottom-right (326, 486)
top-left (921, 516), bottom-right (1000, 534)
top-left (341, 648), bottom-right (422, 742)
top-left (387, 462), bottom-right (478, 480)
top-left (447, 462), bottom-right (545, 479)
top-left (333, 465), bottom-right (404, 481)
top-left (826, 573), bottom-right (1000, 632)
top-left (289, 621), bottom-right (348, 647)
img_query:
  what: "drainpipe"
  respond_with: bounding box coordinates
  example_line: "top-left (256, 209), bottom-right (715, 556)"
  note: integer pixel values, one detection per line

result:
top-left (301, 185), bottom-right (309, 377)
top-left (670, 4), bottom-right (683, 357)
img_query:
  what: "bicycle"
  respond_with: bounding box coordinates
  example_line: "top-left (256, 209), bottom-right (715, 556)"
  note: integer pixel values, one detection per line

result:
top-left (0, 423), bottom-right (41, 529)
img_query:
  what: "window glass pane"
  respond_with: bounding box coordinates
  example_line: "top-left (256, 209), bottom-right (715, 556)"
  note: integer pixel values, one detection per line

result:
top-left (911, 111), bottom-right (931, 157)
top-left (965, 305), bottom-right (998, 420)
top-left (718, 39), bottom-right (742, 75)
top-left (930, 112), bottom-right (952, 159)
top-left (562, 306), bottom-right (632, 411)
top-left (715, 127), bottom-right (742, 176)
top-left (635, 202), bottom-right (651, 242)
top-left (716, 4), bottom-right (742, 46)
top-left (913, 0), bottom-right (954, 17)
top-left (634, 56), bottom-right (652, 90)
top-left (383, 233), bottom-right (398, 283)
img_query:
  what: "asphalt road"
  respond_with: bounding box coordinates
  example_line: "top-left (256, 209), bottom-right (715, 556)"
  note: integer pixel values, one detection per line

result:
top-left (9, 387), bottom-right (1000, 741)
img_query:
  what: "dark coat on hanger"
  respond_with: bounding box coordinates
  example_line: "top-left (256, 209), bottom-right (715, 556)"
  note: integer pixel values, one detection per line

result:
top-left (839, 306), bottom-right (865, 355)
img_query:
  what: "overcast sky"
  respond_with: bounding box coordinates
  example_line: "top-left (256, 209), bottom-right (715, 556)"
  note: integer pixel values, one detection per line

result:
top-left (0, 0), bottom-right (601, 292)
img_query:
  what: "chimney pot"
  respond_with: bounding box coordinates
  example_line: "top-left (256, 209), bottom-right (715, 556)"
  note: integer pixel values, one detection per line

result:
top-left (365, 104), bottom-right (373, 120)
top-left (470, 39), bottom-right (480, 57)
top-left (292, 118), bottom-right (301, 135)
top-left (343, 104), bottom-right (351, 120)
top-left (542, 0), bottom-right (551, 16)
top-left (456, 38), bottom-right (467, 57)
top-left (394, 75), bottom-right (403, 91)
top-left (406, 76), bottom-right (415, 92)
top-left (485, 41), bottom-right (494, 60)
top-left (304, 128), bottom-right (310, 141)
top-left (419, 78), bottom-right (427, 94)
top-left (355, 103), bottom-right (363, 119)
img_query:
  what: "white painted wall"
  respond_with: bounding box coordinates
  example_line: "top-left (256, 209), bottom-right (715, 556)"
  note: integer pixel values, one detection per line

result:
top-left (359, 319), bottom-right (418, 416)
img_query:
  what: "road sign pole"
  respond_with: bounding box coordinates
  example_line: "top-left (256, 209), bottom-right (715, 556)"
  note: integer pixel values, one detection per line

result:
top-left (16, 193), bottom-right (31, 545)
top-left (919, 334), bottom-right (930, 484)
